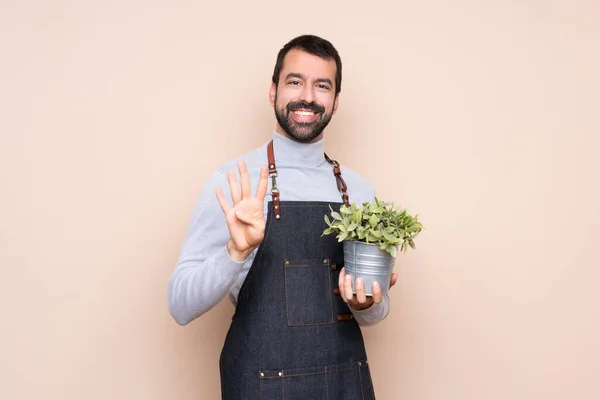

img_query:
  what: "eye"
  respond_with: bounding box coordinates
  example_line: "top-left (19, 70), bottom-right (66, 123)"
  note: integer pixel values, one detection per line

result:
top-left (288, 80), bottom-right (301, 86)
top-left (317, 83), bottom-right (331, 90)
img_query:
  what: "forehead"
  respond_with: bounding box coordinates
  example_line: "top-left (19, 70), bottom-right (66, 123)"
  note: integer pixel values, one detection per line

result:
top-left (280, 49), bottom-right (337, 82)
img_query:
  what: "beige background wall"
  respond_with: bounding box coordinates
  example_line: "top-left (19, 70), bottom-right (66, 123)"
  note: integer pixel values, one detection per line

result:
top-left (1, 1), bottom-right (599, 399)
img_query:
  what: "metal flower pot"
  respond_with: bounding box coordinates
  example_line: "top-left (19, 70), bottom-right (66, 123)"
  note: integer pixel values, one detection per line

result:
top-left (343, 240), bottom-right (396, 296)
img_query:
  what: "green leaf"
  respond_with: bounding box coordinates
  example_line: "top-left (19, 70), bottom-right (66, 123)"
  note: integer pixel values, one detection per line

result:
top-left (389, 246), bottom-right (397, 257)
top-left (383, 232), bottom-right (399, 243)
top-left (357, 227), bottom-right (366, 240)
top-left (338, 231), bottom-right (348, 242)
top-left (322, 228), bottom-right (333, 236)
top-left (353, 211), bottom-right (362, 225)
top-left (370, 229), bottom-right (382, 239)
top-left (340, 206), bottom-right (353, 215)
top-left (369, 214), bottom-right (380, 228)
top-left (347, 222), bottom-right (357, 231)
top-left (324, 214), bottom-right (331, 226)
top-left (331, 211), bottom-right (342, 221)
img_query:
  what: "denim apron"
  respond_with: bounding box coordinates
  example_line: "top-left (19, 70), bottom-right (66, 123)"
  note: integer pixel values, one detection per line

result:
top-left (219, 142), bottom-right (376, 399)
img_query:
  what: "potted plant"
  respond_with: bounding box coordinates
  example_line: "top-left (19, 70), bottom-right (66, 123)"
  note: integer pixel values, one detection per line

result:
top-left (322, 198), bottom-right (423, 295)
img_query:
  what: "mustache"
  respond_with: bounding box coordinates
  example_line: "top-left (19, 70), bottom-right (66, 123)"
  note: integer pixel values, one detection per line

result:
top-left (286, 101), bottom-right (325, 114)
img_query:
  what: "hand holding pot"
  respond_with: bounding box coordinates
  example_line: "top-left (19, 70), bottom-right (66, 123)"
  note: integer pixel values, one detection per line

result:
top-left (339, 267), bottom-right (398, 311)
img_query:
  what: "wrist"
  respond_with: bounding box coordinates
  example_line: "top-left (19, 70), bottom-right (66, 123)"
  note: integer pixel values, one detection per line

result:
top-left (350, 302), bottom-right (374, 311)
top-left (226, 240), bottom-right (254, 262)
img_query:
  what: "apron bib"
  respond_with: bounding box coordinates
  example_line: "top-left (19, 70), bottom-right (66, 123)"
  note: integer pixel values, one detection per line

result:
top-left (219, 142), bottom-right (376, 400)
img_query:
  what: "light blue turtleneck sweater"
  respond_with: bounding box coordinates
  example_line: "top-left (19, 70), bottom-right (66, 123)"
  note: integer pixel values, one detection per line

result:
top-left (168, 132), bottom-right (391, 326)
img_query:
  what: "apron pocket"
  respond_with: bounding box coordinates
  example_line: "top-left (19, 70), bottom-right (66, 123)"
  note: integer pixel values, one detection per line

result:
top-left (260, 366), bottom-right (327, 400)
top-left (284, 258), bottom-right (334, 326)
top-left (259, 369), bottom-right (285, 399)
top-left (259, 359), bottom-right (372, 400)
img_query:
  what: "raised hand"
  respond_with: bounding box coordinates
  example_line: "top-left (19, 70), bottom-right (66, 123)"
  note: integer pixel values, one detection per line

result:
top-left (215, 160), bottom-right (269, 261)
top-left (338, 268), bottom-right (398, 311)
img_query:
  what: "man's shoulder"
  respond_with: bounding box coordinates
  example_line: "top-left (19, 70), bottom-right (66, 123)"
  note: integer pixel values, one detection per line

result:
top-left (338, 162), bottom-right (373, 186)
top-left (339, 165), bottom-right (376, 202)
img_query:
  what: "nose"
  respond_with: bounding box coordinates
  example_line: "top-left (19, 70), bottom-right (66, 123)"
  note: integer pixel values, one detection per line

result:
top-left (298, 85), bottom-right (315, 103)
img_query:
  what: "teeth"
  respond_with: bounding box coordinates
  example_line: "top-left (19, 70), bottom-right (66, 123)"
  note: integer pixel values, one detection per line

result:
top-left (294, 111), bottom-right (315, 116)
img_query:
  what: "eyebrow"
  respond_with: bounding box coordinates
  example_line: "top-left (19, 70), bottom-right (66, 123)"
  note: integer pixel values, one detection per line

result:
top-left (284, 73), bottom-right (333, 87)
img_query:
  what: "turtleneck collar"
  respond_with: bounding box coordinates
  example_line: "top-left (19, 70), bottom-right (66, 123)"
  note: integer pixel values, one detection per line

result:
top-left (271, 131), bottom-right (327, 168)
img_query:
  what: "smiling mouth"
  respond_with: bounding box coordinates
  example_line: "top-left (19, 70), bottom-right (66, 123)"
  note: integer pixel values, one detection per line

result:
top-left (293, 109), bottom-right (315, 116)
top-left (290, 109), bottom-right (320, 123)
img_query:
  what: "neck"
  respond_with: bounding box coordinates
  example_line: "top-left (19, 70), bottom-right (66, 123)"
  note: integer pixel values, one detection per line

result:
top-left (271, 130), bottom-right (327, 167)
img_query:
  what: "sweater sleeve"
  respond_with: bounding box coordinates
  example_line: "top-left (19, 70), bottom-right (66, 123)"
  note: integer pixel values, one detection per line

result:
top-left (167, 170), bottom-right (256, 326)
top-left (350, 294), bottom-right (391, 326)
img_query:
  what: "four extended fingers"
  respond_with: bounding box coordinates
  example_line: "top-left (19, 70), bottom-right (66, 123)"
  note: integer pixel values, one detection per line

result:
top-left (221, 161), bottom-right (268, 207)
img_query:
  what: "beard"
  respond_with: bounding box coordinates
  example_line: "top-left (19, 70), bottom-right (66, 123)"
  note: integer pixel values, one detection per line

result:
top-left (274, 96), bottom-right (334, 143)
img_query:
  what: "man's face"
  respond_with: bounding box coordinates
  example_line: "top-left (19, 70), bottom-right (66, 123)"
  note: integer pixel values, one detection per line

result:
top-left (270, 49), bottom-right (339, 143)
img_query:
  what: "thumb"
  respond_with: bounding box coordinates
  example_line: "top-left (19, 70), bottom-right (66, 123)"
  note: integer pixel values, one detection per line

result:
top-left (389, 273), bottom-right (399, 288)
top-left (235, 209), bottom-right (263, 225)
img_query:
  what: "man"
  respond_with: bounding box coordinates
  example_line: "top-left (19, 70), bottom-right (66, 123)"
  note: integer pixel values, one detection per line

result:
top-left (168, 34), bottom-right (397, 399)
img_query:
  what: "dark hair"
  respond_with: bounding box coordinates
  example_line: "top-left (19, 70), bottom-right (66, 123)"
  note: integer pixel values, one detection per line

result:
top-left (272, 34), bottom-right (342, 95)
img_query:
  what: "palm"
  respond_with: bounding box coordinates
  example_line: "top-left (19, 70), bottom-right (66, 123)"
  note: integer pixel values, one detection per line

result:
top-left (224, 197), bottom-right (265, 251)
top-left (216, 161), bottom-right (269, 257)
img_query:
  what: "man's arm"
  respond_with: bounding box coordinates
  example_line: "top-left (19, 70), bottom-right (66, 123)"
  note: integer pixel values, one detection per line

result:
top-left (168, 162), bottom-right (268, 326)
top-left (351, 294), bottom-right (391, 326)
top-left (168, 171), bottom-right (249, 325)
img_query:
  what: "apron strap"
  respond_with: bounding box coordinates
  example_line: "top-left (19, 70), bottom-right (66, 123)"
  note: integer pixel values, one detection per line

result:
top-left (267, 141), bottom-right (281, 220)
top-left (324, 152), bottom-right (350, 207)
top-left (267, 140), bottom-right (350, 220)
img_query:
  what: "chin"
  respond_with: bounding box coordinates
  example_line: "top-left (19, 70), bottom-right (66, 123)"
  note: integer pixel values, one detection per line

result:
top-left (290, 133), bottom-right (322, 143)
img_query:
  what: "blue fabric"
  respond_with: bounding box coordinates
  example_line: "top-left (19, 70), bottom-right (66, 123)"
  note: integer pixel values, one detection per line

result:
top-left (220, 202), bottom-right (376, 399)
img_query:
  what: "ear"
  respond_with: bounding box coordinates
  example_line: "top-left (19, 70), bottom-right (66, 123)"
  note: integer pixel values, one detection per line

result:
top-left (332, 94), bottom-right (340, 114)
top-left (269, 83), bottom-right (276, 106)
